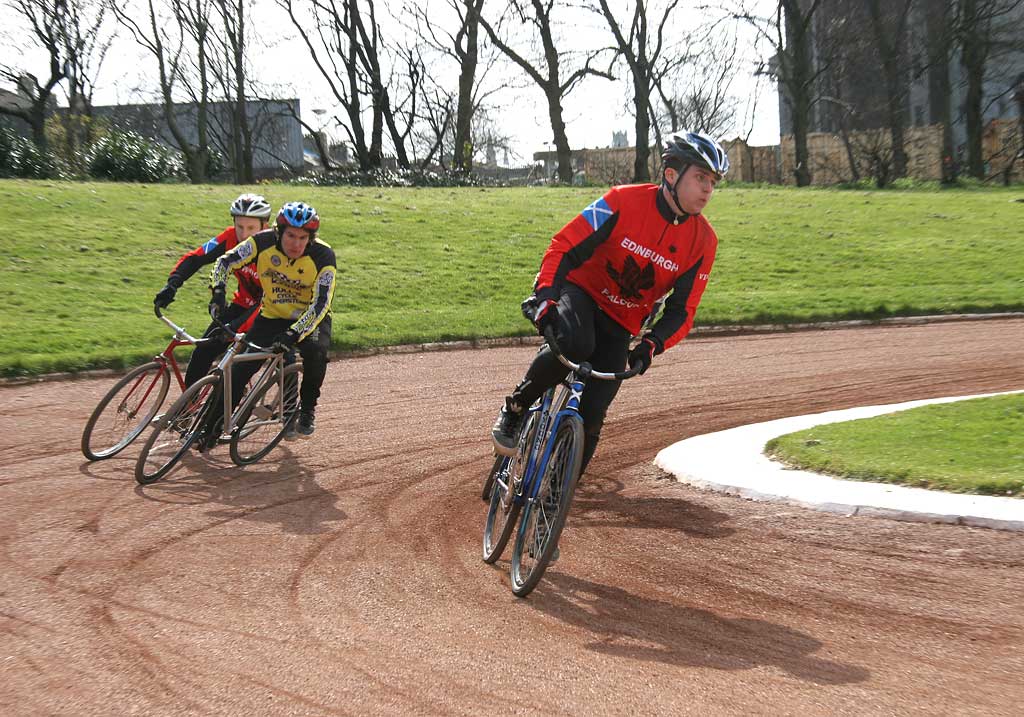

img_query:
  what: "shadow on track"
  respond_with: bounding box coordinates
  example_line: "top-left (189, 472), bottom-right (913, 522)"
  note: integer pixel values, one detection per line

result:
top-left (130, 444), bottom-right (347, 535)
top-left (527, 572), bottom-right (870, 686)
top-left (571, 475), bottom-right (735, 539)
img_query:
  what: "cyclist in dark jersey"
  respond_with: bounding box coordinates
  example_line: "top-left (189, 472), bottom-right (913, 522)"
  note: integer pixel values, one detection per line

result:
top-left (153, 193), bottom-right (272, 387)
top-left (491, 131), bottom-right (730, 475)
top-left (210, 202), bottom-right (336, 438)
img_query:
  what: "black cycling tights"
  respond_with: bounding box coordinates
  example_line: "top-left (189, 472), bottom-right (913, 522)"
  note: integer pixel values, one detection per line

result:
top-left (508, 283), bottom-right (632, 473)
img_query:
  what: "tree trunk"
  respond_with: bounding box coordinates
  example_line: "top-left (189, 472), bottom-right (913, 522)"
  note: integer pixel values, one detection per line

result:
top-left (783, 0), bottom-right (813, 186)
top-left (633, 63), bottom-right (652, 182)
top-left (790, 93), bottom-right (812, 186)
top-left (547, 91), bottom-right (573, 183)
top-left (381, 85), bottom-right (410, 168)
top-left (960, 0), bottom-right (986, 179)
top-left (233, 0), bottom-right (253, 182)
top-left (926, 0), bottom-right (956, 183)
top-left (453, 0), bottom-right (481, 173)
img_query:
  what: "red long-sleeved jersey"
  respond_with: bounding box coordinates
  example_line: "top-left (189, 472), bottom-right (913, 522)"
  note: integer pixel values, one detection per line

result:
top-left (535, 183), bottom-right (718, 352)
top-left (167, 226), bottom-right (262, 309)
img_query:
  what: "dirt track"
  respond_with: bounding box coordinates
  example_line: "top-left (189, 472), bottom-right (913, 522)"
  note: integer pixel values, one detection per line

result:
top-left (2, 319), bottom-right (1023, 716)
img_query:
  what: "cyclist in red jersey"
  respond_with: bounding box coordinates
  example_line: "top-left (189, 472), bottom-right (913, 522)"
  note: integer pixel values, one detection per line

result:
top-left (491, 131), bottom-right (730, 475)
top-left (153, 193), bottom-right (272, 386)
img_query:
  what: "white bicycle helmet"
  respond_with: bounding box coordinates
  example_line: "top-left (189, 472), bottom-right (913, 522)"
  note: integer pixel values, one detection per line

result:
top-left (230, 193), bottom-right (272, 219)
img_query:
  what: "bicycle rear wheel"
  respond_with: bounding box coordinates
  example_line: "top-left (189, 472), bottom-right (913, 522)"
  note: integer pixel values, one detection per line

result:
top-left (510, 415), bottom-right (584, 597)
top-left (81, 361), bottom-right (170, 460)
top-left (482, 411), bottom-right (537, 564)
top-left (229, 363), bottom-right (302, 466)
top-left (135, 374), bottom-right (220, 484)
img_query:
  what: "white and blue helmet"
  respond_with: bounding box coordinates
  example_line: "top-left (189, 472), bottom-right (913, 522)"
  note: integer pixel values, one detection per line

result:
top-left (662, 131), bottom-right (730, 179)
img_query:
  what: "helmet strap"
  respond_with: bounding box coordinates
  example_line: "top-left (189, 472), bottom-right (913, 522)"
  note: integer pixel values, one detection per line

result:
top-left (662, 163), bottom-right (690, 217)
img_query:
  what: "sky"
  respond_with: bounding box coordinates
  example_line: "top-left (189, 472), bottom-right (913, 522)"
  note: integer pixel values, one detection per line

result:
top-left (0, 0), bottom-right (781, 162)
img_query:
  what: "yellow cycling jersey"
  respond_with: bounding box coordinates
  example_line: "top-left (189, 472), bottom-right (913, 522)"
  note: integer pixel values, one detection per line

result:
top-left (210, 229), bottom-right (336, 341)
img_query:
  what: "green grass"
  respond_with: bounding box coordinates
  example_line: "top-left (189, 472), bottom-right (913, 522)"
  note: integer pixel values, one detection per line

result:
top-left (764, 394), bottom-right (1024, 496)
top-left (2, 179), bottom-right (1023, 376)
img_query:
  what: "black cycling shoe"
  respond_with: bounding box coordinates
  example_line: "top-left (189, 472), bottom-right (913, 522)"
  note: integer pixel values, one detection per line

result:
top-left (491, 400), bottom-right (523, 456)
top-left (296, 411), bottom-right (315, 437)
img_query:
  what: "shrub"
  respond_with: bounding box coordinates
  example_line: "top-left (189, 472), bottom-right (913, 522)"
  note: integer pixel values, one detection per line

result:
top-left (0, 129), bottom-right (63, 179)
top-left (87, 129), bottom-right (184, 182)
top-left (295, 166), bottom-right (513, 188)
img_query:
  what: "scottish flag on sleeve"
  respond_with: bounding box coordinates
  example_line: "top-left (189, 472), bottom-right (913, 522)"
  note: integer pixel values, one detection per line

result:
top-left (201, 237), bottom-right (219, 254)
top-left (581, 197), bottom-right (613, 231)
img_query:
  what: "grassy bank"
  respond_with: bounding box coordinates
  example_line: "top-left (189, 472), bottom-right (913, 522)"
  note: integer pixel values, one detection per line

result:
top-left (2, 180), bottom-right (1023, 376)
top-left (765, 393), bottom-right (1024, 497)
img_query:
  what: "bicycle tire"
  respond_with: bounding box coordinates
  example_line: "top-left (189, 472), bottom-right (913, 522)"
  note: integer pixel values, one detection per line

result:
top-left (228, 363), bottom-right (302, 466)
top-left (482, 411), bottom-right (537, 564)
top-left (481, 454), bottom-right (504, 502)
top-left (509, 415), bottom-right (584, 597)
top-left (134, 374), bottom-right (220, 485)
top-left (81, 361), bottom-right (170, 460)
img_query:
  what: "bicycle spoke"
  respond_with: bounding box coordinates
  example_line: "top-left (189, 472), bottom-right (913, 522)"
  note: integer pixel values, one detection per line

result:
top-left (136, 377), bottom-right (218, 484)
top-left (510, 417), bottom-right (583, 597)
top-left (81, 362), bottom-right (169, 460)
top-left (229, 364), bottom-right (301, 466)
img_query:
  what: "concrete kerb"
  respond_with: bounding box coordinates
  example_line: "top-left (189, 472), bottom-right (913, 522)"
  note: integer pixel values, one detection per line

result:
top-left (654, 390), bottom-right (1024, 532)
top-left (5, 311), bottom-right (1023, 387)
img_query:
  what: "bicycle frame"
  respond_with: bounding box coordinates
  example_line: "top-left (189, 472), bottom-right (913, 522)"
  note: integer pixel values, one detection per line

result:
top-left (119, 309), bottom-right (207, 414)
top-left (154, 309), bottom-right (206, 391)
top-left (201, 313), bottom-right (298, 440)
top-left (517, 376), bottom-right (585, 505)
top-left (216, 347), bottom-right (288, 437)
top-left (515, 328), bottom-right (638, 505)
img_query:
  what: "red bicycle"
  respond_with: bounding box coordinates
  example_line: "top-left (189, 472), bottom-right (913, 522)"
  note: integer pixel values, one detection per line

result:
top-left (80, 308), bottom-right (208, 460)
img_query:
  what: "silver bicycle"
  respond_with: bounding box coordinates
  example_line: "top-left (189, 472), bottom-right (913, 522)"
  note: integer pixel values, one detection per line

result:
top-left (134, 324), bottom-right (302, 484)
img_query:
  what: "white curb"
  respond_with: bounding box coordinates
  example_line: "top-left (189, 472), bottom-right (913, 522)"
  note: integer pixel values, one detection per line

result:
top-left (654, 391), bottom-right (1024, 531)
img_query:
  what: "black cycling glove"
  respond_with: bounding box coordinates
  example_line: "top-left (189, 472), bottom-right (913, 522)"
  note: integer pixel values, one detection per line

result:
top-left (154, 283), bottom-right (177, 309)
top-left (628, 334), bottom-right (663, 375)
top-left (208, 286), bottom-right (227, 320)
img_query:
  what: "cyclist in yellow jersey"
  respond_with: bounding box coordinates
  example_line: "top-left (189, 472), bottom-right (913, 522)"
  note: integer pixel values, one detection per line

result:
top-left (209, 202), bottom-right (336, 437)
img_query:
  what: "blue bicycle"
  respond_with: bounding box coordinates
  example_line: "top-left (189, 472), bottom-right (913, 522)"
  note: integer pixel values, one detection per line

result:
top-left (482, 326), bottom-right (640, 597)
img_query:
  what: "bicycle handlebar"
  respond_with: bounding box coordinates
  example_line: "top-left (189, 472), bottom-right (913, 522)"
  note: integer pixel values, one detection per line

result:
top-left (153, 305), bottom-right (274, 353)
top-left (543, 325), bottom-right (642, 381)
top-left (154, 306), bottom-right (203, 344)
top-left (208, 311), bottom-right (272, 353)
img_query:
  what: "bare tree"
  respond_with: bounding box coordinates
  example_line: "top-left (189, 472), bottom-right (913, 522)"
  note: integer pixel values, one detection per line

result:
top-left (596, 0), bottom-right (681, 182)
top-left (957, 0), bottom-right (1024, 178)
top-left (653, 30), bottom-right (739, 141)
top-left (865, 0), bottom-right (914, 181)
top-left (735, 0), bottom-right (829, 186)
top-left (409, 0), bottom-right (487, 173)
top-left (211, 0), bottom-right (254, 182)
top-left (0, 0), bottom-right (73, 150)
top-left (414, 80), bottom-right (454, 169)
top-left (278, 0), bottom-right (361, 168)
top-left (280, 0), bottom-right (415, 171)
top-left (62, 0), bottom-right (114, 120)
top-left (111, 0), bottom-right (215, 182)
top-left (480, 0), bottom-right (616, 183)
top-left (170, 0), bottom-right (215, 177)
top-left (923, 0), bottom-right (957, 183)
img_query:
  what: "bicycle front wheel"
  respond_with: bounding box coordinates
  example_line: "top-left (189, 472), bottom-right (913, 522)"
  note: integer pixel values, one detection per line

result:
top-left (482, 411), bottom-right (537, 564)
top-left (510, 415), bottom-right (584, 597)
top-left (81, 361), bottom-right (170, 460)
top-left (135, 374), bottom-right (220, 484)
top-left (229, 363), bottom-right (302, 466)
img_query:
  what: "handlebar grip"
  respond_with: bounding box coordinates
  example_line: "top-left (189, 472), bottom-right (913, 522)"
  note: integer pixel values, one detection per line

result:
top-left (154, 305), bottom-right (163, 318)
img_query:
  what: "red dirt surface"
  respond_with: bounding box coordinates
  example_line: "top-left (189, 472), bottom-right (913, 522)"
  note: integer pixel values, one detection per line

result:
top-left (2, 319), bottom-right (1023, 715)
